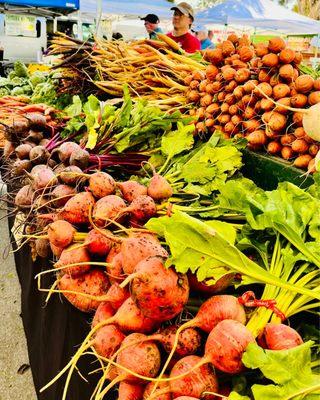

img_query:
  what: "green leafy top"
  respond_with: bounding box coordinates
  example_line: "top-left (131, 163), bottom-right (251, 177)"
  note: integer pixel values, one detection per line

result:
top-left (242, 342), bottom-right (320, 400)
top-left (165, 133), bottom-right (243, 196)
top-left (145, 210), bottom-right (320, 300)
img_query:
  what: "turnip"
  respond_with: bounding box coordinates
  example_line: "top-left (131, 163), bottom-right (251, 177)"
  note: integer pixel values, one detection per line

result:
top-left (92, 195), bottom-right (126, 227)
top-left (262, 323), bottom-right (303, 350)
top-left (126, 256), bottom-right (189, 321)
top-left (59, 191), bottom-right (95, 225)
top-left (118, 181), bottom-right (148, 202)
top-left (88, 171), bottom-right (116, 198)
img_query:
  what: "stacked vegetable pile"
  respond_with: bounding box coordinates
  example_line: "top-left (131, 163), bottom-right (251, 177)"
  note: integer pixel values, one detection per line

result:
top-left (47, 33), bottom-right (206, 109)
top-left (186, 35), bottom-right (320, 170)
top-left (1, 35), bottom-right (319, 400)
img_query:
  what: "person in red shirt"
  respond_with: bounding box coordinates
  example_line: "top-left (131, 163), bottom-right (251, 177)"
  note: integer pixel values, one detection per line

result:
top-left (167, 2), bottom-right (201, 53)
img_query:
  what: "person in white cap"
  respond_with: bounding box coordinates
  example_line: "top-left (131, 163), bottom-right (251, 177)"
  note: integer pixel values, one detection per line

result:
top-left (193, 25), bottom-right (215, 50)
top-left (167, 2), bottom-right (201, 53)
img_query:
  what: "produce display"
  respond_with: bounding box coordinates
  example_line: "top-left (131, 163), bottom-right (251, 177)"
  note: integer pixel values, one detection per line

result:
top-left (0, 33), bottom-right (319, 400)
top-left (185, 34), bottom-right (320, 171)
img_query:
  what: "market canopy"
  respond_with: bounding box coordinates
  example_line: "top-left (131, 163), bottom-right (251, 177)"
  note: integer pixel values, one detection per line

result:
top-left (196, 0), bottom-right (320, 34)
top-left (79, 0), bottom-right (174, 20)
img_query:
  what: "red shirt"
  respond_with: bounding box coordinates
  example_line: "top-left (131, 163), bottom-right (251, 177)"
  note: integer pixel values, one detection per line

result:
top-left (167, 32), bottom-right (201, 53)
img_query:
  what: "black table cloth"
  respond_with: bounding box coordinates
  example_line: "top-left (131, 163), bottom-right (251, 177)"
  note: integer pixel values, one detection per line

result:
top-left (8, 215), bottom-right (101, 400)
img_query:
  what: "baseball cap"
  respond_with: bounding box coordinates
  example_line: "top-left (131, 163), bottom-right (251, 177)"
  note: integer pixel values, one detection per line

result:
top-left (171, 2), bottom-right (195, 21)
top-left (140, 14), bottom-right (160, 24)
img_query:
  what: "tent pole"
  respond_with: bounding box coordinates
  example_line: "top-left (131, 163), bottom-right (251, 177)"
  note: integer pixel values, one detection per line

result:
top-left (96, 0), bottom-right (102, 37)
top-left (77, 10), bottom-right (83, 40)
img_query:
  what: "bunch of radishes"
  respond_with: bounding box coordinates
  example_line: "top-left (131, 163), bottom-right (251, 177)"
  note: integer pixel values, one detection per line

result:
top-left (186, 34), bottom-right (320, 171)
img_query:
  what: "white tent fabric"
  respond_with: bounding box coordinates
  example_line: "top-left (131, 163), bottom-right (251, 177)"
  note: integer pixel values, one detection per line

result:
top-left (196, 0), bottom-right (320, 34)
top-left (79, 0), bottom-right (174, 19)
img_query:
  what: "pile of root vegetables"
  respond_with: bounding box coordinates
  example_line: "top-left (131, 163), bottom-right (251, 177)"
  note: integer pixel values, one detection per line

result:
top-left (1, 37), bottom-right (319, 400)
top-left (186, 35), bottom-right (320, 171)
top-left (47, 33), bottom-right (206, 110)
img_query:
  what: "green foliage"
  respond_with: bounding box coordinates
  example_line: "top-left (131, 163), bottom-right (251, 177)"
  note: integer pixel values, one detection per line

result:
top-left (242, 342), bottom-right (320, 400)
top-left (13, 61), bottom-right (29, 78)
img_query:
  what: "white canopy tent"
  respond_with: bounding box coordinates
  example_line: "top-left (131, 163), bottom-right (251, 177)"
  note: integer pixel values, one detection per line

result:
top-left (196, 0), bottom-right (320, 34)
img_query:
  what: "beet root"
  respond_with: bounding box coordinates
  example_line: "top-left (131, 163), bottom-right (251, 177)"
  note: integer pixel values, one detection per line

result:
top-left (59, 191), bottom-right (95, 225)
top-left (131, 257), bottom-right (189, 321)
top-left (93, 324), bottom-right (125, 358)
top-left (169, 355), bottom-right (218, 400)
top-left (116, 333), bottom-right (161, 383)
top-left (263, 323), bottom-right (303, 350)
top-left (147, 174), bottom-right (173, 201)
top-left (121, 235), bottom-right (168, 275)
top-left (55, 244), bottom-right (91, 276)
top-left (118, 181), bottom-right (148, 203)
top-left (205, 319), bottom-right (256, 374)
top-left (84, 228), bottom-right (113, 256)
top-left (92, 302), bottom-right (114, 327)
top-left (89, 172), bottom-right (116, 198)
top-left (59, 166), bottom-right (84, 186)
top-left (15, 185), bottom-right (35, 208)
top-left (47, 220), bottom-right (76, 248)
top-left (58, 269), bottom-right (110, 312)
top-left (127, 195), bottom-right (157, 222)
top-left (50, 184), bottom-right (77, 207)
top-left (92, 195), bottom-right (126, 227)
top-left (58, 142), bottom-right (82, 163)
top-left (159, 326), bottom-right (201, 358)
